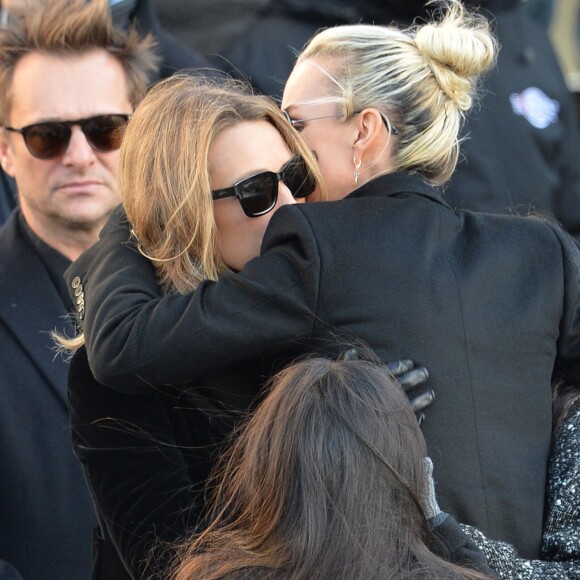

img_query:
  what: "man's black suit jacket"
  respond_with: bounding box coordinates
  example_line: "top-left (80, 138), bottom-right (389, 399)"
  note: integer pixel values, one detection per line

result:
top-left (0, 212), bottom-right (96, 579)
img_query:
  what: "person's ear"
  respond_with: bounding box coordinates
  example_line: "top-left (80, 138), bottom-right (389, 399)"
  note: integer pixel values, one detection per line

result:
top-left (0, 132), bottom-right (16, 178)
top-left (352, 108), bottom-right (384, 157)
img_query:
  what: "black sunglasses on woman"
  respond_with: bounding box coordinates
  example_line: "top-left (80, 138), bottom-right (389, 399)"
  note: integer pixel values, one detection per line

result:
top-left (211, 154), bottom-right (316, 217)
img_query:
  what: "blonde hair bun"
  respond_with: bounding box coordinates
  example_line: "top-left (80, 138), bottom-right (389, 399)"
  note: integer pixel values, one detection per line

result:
top-left (293, 0), bottom-right (498, 184)
top-left (414, 0), bottom-right (497, 111)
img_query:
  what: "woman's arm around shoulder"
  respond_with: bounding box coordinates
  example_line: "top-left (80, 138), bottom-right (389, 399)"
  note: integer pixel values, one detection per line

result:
top-left (65, 205), bottom-right (322, 393)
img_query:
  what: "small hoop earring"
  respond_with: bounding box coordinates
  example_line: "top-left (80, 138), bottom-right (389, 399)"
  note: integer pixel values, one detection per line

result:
top-left (353, 157), bottom-right (362, 185)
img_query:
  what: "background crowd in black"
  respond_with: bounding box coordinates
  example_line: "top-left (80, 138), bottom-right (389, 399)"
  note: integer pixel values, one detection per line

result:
top-left (2, 0), bottom-right (580, 237)
top-left (1, 1), bottom-right (580, 579)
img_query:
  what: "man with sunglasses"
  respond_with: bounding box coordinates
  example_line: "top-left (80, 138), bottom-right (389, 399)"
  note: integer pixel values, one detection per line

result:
top-left (0, 1), bottom-right (157, 578)
top-left (0, 0), bottom-right (227, 229)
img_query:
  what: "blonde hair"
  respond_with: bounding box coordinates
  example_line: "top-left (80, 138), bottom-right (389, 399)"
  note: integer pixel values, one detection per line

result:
top-left (296, 0), bottom-right (497, 185)
top-left (0, 0), bottom-right (158, 124)
top-left (120, 73), bottom-right (323, 294)
top-left (56, 74), bottom-right (322, 351)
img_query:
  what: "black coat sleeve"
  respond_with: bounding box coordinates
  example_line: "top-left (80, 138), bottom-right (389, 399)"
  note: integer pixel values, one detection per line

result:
top-left (550, 223), bottom-right (580, 386)
top-left (65, 205), bottom-right (321, 393)
top-left (430, 514), bottom-right (495, 575)
top-left (68, 347), bottom-right (213, 579)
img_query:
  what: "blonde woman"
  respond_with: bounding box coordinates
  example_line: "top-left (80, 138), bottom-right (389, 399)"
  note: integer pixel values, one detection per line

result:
top-left (67, 0), bottom-right (580, 575)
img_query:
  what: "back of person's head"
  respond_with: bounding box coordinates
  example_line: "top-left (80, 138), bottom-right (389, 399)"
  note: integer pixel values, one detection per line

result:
top-left (296, 0), bottom-right (497, 185)
top-left (172, 353), bottom-right (489, 579)
top-left (0, 0), bottom-right (158, 124)
top-left (120, 73), bottom-right (322, 294)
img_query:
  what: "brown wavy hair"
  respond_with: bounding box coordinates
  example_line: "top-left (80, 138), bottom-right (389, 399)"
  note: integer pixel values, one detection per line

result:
top-left (171, 354), bottom-right (491, 579)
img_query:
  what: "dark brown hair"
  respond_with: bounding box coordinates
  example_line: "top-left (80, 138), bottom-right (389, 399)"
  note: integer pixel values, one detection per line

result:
top-left (552, 379), bottom-right (580, 438)
top-left (172, 354), bottom-right (490, 579)
top-left (0, 0), bottom-right (158, 124)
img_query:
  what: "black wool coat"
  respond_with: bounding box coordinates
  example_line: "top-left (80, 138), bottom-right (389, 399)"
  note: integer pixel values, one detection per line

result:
top-left (68, 345), bottom-right (267, 579)
top-left (67, 172), bottom-right (580, 560)
top-left (0, 212), bottom-right (96, 579)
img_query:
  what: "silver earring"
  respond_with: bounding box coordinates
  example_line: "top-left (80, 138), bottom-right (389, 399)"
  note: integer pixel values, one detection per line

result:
top-left (353, 157), bottom-right (362, 185)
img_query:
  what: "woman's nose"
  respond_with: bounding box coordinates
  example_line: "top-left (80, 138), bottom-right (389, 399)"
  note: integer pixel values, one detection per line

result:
top-left (277, 181), bottom-right (297, 207)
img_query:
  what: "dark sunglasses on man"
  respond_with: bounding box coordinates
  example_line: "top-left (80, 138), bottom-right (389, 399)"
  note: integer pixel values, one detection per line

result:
top-left (211, 154), bottom-right (316, 218)
top-left (2, 114), bottom-right (131, 160)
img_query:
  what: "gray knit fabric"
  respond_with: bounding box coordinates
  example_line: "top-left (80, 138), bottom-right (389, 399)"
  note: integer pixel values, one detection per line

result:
top-left (462, 408), bottom-right (580, 579)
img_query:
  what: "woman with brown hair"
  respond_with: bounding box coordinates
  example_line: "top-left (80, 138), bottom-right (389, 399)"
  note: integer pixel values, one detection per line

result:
top-left (171, 353), bottom-right (491, 579)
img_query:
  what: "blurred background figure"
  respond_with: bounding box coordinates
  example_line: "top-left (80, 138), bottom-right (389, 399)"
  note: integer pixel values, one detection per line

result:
top-left (525, 0), bottom-right (555, 28)
top-left (154, 0), bottom-right (267, 60)
top-left (444, 0), bottom-right (580, 243)
top-left (104, 0), bottom-right (216, 80)
top-left (155, 0), bottom-right (580, 243)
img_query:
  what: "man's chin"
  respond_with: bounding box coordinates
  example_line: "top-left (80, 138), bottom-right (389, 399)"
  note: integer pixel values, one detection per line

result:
top-left (59, 206), bottom-right (116, 232)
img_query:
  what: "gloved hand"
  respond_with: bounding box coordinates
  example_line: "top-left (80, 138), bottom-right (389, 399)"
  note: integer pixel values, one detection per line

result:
top-left (422, 457), bottom-right (443, 521)
top-left (387, 358), bottom-right (434, 425)
top-left (421, 457), bottom-right (493, 573)
top-left (341, 350), bottom-right (433, 424)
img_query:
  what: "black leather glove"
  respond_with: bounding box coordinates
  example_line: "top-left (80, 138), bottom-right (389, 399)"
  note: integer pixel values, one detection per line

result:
top-left (341, 350), bottom-right (434, 425)
top-left (430, 514), bottom-right (493, 574)
top-left (387, 358), bottom-right (433, 425)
